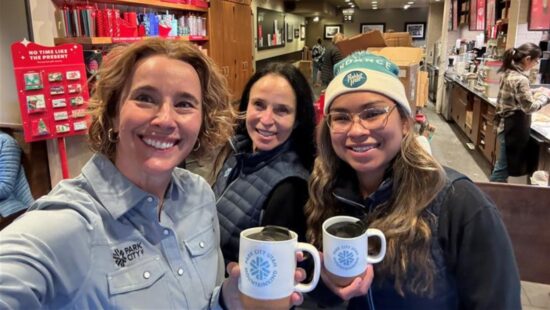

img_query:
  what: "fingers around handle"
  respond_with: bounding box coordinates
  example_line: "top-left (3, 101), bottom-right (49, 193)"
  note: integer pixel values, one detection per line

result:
top-left (294, 242), bottom-right (321, 293)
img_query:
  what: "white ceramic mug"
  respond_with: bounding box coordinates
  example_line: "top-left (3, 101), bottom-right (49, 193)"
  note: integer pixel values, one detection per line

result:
top-left (322, 215), bottom-right (386, 287)
top-left (238, 227), bottom-right (321, 309)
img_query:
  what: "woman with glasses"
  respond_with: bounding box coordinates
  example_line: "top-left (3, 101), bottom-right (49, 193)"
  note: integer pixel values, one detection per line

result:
top-left (490, 43), bottom-right (550, 182)
top-left (305, 51), bottom-right (521, 309)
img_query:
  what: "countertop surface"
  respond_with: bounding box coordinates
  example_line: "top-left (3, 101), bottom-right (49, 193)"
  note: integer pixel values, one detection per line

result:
top-left (449, 77), bottom-right (550, 143)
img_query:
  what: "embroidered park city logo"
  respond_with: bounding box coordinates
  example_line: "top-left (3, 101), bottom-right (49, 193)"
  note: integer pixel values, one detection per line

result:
top-left (342, 70), bottom-right (367, 89)
top-left (244, 249), bottom-right (278, 287)
top-left (332, 245), bottom-right (359, 270)
top-left (112, 242), bottom-right (145, 267)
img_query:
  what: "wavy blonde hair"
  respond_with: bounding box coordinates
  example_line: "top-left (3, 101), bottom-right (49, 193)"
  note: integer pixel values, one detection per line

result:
top-left (305, 105), bottom-right (446, 296)
top-left (87, 38), bottom-right (236, 160)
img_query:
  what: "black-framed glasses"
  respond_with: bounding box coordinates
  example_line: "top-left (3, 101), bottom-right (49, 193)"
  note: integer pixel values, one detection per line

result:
top-left (326, 105), bottom-right (397, 133)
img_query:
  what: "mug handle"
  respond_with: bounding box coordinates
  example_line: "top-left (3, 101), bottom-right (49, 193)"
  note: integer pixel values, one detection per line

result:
top-left (294, 242), bottom-right (321, 293)
top-left (366, 228), bottom-right (387, 264)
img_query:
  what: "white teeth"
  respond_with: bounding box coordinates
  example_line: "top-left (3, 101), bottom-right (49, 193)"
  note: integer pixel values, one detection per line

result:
top-left (143, 138), bottom-right (175, 150)
top-left (257, 129), bottom-right (275, 137)
top-left (351, 145), bottom-right (375, 152)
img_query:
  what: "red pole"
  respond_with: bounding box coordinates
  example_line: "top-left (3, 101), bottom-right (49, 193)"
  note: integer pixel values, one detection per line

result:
top-left (57, 137), bottom-right (70, 179)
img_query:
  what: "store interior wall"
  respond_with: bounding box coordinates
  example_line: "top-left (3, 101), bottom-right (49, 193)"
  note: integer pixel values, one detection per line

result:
top-left (253, 0), bottom-right (306, 62)
top-left (305, 7), bottom-right (429, 48)
top-left (426, 2), bottom-right (444, 66)
top-left (0, 1), bottom-right (29, 126)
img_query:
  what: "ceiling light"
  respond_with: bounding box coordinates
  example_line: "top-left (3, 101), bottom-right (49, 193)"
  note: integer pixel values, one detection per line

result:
top-left (372, 1), bottom-right (378, 3)
top-left (403, 4), bottom-right (410, 9)
top-left (346, 0), bottom-right (351, 2)
top-left (407, 1), bottom-right (414, 3)
top-left (350, 4), bottom-right (355, 7)
top-left (313, 16), bottom-right (320, 22)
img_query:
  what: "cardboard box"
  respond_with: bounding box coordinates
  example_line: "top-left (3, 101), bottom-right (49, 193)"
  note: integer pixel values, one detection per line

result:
top-left (383, 32), bottom-right (413, 47)
top-left (395, 62), bottom-right (419, 115)
top-left (297, 60), bottom-right (312, 83)
top-left (416, 71), bottom-right (429, 108)
top-left (335, 30), bottom-right (386, 57)
top-left (367, 47), bottom-right (423, 63)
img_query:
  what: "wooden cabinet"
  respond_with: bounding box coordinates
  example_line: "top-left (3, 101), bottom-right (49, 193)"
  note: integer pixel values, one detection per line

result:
top-left (478, 104), bottom-right (497, 165)
top-left (451, 84), bottom-right (468, 129)
top-left (208, 0), bottom-right (253, 100)
top-left (465, 96), bottom-right (481, 143)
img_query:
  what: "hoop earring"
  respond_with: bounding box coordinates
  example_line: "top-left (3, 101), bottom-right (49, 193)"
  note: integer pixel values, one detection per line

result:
top-left (193, 140), bottom-right (201, 152)
top-left (107, 129), bottom-right (119, 143)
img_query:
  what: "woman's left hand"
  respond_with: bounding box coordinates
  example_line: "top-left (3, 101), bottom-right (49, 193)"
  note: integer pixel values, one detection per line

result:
top-left (221, 260), bottom-right (306, 309)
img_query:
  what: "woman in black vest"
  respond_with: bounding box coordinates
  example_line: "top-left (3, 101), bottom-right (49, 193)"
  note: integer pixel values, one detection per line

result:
top-left (212, 62), bottom-right (316, 265)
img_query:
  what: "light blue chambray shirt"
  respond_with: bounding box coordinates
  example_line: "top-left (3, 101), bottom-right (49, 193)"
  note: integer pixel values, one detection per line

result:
top-left (0, 154), bottom-right (225, 309)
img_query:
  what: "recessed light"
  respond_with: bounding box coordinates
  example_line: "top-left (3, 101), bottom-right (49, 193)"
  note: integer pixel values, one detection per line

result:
top-left (372, 1), bottom-right (378, 3)
top-left (407, 1), bottom-right (414, 4)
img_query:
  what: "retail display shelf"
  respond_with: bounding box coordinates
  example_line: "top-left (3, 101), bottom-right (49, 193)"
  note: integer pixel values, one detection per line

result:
top-left (51, 0), bottom-right (207, 13)
top-left (54, 36), bottom-right (208, 45)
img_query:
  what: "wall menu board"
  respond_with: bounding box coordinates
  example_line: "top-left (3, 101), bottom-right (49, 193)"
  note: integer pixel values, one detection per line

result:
top-left (11, 40), bottom-right (90, 142)
top-left (453, 0), bottom-right (459, 30)
top-left (257, 7), bottom-right (285, 51)
top-left (528, 0), bottom-right (550, 30)
top-left (470, 0), bottom-right (486, 30)
top-left (486, 0), bottom-right (496, 37)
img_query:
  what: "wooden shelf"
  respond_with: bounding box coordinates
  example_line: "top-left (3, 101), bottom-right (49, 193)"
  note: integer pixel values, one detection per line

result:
top-left (54, 35), bottom-right (208, 46)
top-left (54, 37), bottom-right (112, 45)
top-left (51, 0), bottom-right (207, 13)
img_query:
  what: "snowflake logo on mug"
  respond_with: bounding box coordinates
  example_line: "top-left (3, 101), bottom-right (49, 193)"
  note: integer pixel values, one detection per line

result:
top-left (245, 249), bottom-right (278, 287)
top-left (333, 245), bottom-right (359, 270)
top-left (250, 256), bottom-right (270, 280)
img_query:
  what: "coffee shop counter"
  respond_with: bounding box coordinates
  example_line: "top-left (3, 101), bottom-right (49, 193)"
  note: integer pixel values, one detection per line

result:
top-left (446, 77), bottom-right (550, 171)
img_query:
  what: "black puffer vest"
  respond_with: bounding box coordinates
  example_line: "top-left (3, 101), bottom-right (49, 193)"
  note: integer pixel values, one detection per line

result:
top-left (213, 135), bottom-right (309, 263)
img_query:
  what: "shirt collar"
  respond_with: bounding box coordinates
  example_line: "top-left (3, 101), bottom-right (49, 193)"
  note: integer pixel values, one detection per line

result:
top-left (82, 154), bottom-right (178, 219)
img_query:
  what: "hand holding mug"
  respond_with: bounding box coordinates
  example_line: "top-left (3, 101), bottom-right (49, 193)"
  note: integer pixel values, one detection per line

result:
top-left (320, 256), bottom-right (374, 301)
top-left (322, 216), bottom-right (386, 288)
top-left (221, 262), bottom-right (306, 309)
top-left (238, 226), bottom-right (321, 310)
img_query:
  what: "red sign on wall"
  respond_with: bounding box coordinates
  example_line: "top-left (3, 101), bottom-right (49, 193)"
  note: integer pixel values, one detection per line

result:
top-left (11, 40), bottom-right (90, 142)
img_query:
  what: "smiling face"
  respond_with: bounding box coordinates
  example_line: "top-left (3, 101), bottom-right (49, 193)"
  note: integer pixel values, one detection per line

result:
top-left (113, 55), bottom-right (202, 189)
top-left (245, 74), bottom-right (297, 152)
top-left (329, 91), bottom-right (408, 183)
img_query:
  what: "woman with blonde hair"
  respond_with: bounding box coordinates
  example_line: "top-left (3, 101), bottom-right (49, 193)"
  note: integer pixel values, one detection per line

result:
top-left (0, 39), bottom-right (305, 309)
top-left (306, 51), bottom-right (520, 309)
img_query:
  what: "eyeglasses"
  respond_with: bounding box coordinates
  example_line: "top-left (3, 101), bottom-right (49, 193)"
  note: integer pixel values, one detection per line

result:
top-left (326, 105), bottom-right (396, 133)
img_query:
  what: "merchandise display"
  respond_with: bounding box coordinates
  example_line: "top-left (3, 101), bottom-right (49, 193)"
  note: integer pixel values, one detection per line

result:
top-left (10, 40), bottom-right (90, 142)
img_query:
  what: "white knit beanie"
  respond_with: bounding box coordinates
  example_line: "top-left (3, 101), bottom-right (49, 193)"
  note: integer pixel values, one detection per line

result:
top-left (324, 51), bottom-right (411, 116)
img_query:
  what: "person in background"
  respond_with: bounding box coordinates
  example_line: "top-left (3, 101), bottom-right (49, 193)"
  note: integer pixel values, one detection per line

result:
top-left (490, 43), bottom-right (550, 182)
top-left (305, 51), bottom-right (521, 309)
top-left (321, 32), bottom-right (344, 87)
top-left (311, 37), bottom-right (325, 87)
top-left (212, 62), bottom-right (317, 265)
top-left (0, 39), bottom-right (305, 309)
top-left (0, 130), bottom-right (33, 218)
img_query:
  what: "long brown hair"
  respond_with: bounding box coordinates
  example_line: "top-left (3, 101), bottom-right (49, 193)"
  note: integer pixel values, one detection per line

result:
top-left (88, 38), bottom-right (236, 161)
top-left (305, 104), bottom-right (446, 296)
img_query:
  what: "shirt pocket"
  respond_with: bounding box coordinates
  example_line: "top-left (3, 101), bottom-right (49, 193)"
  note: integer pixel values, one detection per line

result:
top-left (183, 224), bottom-right (220, 298)
top-left (107, 256), bottom-right (172, 309)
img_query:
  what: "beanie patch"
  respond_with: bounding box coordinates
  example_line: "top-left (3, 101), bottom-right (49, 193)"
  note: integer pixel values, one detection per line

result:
top-left (342, 70), bottom-right (367, 88)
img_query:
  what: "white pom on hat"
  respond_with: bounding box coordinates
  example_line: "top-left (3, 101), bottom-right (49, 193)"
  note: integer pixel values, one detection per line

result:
top-left (324, 51), bottom-right (411, 116)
